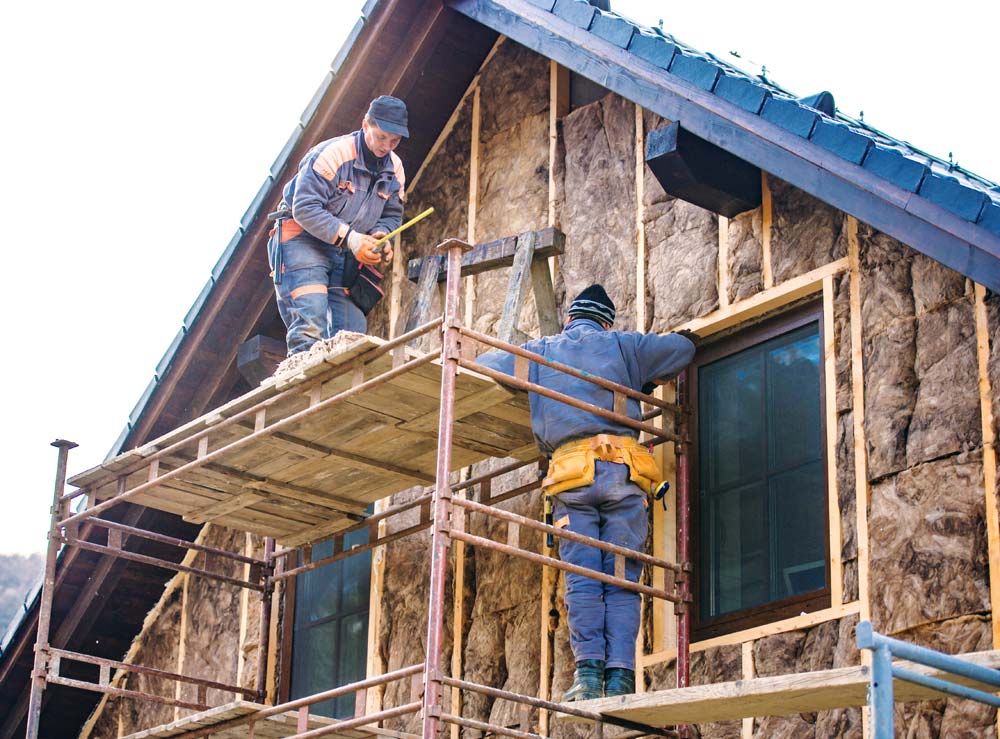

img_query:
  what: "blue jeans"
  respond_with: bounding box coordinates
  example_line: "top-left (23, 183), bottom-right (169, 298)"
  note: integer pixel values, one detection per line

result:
top-left (552, 461), bottom-right (648, 670)
top-left (268, 232), bottom-right (366, 355)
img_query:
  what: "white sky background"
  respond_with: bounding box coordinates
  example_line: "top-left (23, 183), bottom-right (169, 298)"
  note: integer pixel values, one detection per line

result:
top-left (0, 0), bottom-right (996, 558)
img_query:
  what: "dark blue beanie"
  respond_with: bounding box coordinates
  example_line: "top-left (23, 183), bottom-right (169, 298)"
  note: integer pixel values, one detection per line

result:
top-left (568, 284), bottom-right (616, 326)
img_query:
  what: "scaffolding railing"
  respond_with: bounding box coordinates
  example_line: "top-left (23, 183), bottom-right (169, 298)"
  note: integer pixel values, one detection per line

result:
top-left (25, 237), bottom-right (692, 739)
top-left (856, 620), bottom-right (1000, 739)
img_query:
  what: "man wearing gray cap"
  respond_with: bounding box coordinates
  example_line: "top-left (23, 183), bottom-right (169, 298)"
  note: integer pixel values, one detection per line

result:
top-left (268, 95), bottom-right (409, 354)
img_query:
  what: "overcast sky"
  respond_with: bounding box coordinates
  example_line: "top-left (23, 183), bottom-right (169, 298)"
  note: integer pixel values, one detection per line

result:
top-left (0, 0), bottom-right (996, 558)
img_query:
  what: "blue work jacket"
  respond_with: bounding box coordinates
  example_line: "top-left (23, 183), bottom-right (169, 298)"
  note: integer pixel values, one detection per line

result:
top-left (282, 130), bottom-right (404, 245)
top-left (476, 319), bottom-right (695, 455)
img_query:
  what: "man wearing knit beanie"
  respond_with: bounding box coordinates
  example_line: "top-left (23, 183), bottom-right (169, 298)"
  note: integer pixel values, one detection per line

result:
top-left (478, 284), bottom-right (697, 701)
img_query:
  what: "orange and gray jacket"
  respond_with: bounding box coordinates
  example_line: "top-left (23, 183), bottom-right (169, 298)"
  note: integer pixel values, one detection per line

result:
top-left (281, 130), bottom-right (405, 245)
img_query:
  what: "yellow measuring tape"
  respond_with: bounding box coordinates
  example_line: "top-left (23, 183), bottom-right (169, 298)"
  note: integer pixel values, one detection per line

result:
top-left (374, 206), bottom-right (434, 252)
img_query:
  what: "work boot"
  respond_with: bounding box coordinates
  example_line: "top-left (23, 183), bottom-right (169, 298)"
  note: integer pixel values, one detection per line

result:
top-left (563, 659), bottom-right (605, 702)
top-left (604, 667), bottom-right (636, 697)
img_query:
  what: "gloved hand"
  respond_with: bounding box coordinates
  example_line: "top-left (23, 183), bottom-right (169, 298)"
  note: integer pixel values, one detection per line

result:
top-left (346, 230), bottom-right (382, 266)
top-left (370, 231), bottom-right (393, 264)
top-left (674, 328), bottom-right (701, 347)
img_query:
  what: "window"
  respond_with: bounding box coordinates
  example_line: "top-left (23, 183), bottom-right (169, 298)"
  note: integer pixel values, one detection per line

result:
top-left (288, 523), bottom-right (371, 718)
top-left (692, 304), bottom-right (829, 639)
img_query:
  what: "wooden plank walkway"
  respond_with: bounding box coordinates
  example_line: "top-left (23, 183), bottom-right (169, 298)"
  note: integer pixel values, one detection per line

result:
top-left (560, 650), bottom-right (1000, 726)
top-left (118, 700), bottom-right (419, 739)
top-left (68, 336), bottom-right (534, 546)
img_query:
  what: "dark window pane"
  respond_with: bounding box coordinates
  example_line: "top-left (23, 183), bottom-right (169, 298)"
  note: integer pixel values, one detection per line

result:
top-left (697, 319), bottom-right (826, 626)
top-left (332, 613), bottom-right (370, 717)
top-left (699, 350), bottom-right (764, 490)
top-left (770, 460), bottom-right (826, 600)
top-left (290, 506), bottom-right (373, 718)
top-left (767, 330), bottom-right (821, 471)
top-left (290, 620), bottom-right (340, 718)
top-left (700, 481), bottom-right (768, 619)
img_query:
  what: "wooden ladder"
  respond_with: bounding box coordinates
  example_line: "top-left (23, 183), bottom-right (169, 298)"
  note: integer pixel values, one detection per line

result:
top-left (401, 227), bottom-right (566, 344)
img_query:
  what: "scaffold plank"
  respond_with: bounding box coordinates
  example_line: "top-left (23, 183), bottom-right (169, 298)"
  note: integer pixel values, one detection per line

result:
top-left (117, 700), bottom-right (383, 739)
top-left (68, 335), bottom-right (534, 546)
top-left (561, 649), bottom-right (1000, 726)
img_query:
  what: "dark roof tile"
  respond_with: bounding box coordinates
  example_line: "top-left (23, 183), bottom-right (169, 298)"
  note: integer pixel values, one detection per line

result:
top-left (976, 200), bottom-right (1000, 237)
top-left (760, 97), bottom-right (818, 138)
top-left (241, 176), bottom-right (275, 230)
top-left (155, 330), bottom-right (186, 380)
top-left (271, 124), bottom-right (305, 178)
top-left (301, 72), bottom-right (334, 127)
top-left (714, 73), bottom-right (771, 114)
top-left (628, 30), bottom-right (676, 70)
top-left (809, 118), bottom-right (872, 164)
top-left (668, 52), bottom-right (720, 91)
top-left (919, 172), bottom-right (989, 222)
top-left (212, 229), bottom-right (244, 281)
top-left (183, 278), bottom-right (216, 330)
top-left (590, 10), bottom-right (635, 48)
top-left (862, 146), bottom-right (927, 193)
top-left (552, 0), bottom-right (596, 29)
top-left (128, 377), bottom-right (159, 427)
top-left (331, 17), bottom-right (365, 74)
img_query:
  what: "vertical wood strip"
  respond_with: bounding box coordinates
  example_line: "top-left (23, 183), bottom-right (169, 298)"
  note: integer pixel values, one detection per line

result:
top-left (388, 241), bottom-right (405, 340)
top-left (761, 172), bottom-right (773, 290)
top-left (741, 641), bottom-right (754, 738)
top-left (635, 102), bottom-right (647, 332)
top-left (540, 61), bottom-right (569, 735)
top-left (465, 84), bottom-right (481, 337)
top-left (266, 578), bottom-right (282, 704)
top-left (116, 701), bottom-right (124, 738)
top-left (173, 571), bottom-right (192, 720)
top-left (652, 383), bottom-right (677, 654)
top-left (823, 276), bottom-right (844, 606)
top-left (718, 216), bottom-right (730, 309)
top-left (367, 497), bottom-right (389, 715)
top-left (236, 532), bottom-right (253, 698)
top-left (974, 283), bottom-right (1000, 648)
top-left (847, 216), bottom-right (872, 739)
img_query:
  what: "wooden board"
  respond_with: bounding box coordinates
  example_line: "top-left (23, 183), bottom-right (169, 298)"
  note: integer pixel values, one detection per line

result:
top-left (69, 336), bottom-right (534, 546)
top-left (118, 700), bottom-right (417, 739)
top-left (560, 650), bottom-right (1000, 726)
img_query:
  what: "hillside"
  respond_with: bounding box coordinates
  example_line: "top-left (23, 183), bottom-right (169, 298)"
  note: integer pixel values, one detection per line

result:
top-left (0, 553), bottom-right (42, 632)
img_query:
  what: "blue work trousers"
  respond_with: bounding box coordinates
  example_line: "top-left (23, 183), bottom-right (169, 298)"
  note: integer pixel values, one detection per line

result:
top-left (268, 231), bottom-right (366, 355)
top-left (552, 461), bottom-right (648, 670)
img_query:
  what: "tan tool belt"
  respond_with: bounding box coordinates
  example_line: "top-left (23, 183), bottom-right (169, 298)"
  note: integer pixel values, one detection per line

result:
top-left (543, 434), bottom-right (663, 496)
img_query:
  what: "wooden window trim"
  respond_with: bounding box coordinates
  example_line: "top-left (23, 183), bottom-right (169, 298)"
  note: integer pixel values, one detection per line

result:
top-left (690, 300), bottom-right (832, 642)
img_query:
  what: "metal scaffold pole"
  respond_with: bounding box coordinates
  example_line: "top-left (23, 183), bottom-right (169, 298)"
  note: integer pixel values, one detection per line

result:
top-left (26, 439), bottom-right (77, 739)
top-left (675, 371), bottom-right (692, 738)
top-left (422, 239), bottom-right (472, 739)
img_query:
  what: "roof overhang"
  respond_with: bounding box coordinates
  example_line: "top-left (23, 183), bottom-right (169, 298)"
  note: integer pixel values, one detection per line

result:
top-left (447, 0), bottom-right (1000, 292)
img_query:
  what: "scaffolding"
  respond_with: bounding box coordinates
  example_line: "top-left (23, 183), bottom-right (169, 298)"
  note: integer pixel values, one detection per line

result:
top-left (26, 237), bottom-right (693, 739)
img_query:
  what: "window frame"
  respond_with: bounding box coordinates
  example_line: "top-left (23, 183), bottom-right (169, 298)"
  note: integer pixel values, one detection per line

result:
top-left (689, 300), bottom-right (832, 641)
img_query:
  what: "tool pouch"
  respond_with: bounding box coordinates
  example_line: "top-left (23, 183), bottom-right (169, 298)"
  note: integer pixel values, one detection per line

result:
top-left (342, 250), bottom-right (385, 316)
top-left (543, 435), bottom-right (663, 496)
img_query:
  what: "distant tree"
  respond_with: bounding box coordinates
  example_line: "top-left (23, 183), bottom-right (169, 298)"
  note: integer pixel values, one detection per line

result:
top-left (0, 553), bottom-right (43, 632)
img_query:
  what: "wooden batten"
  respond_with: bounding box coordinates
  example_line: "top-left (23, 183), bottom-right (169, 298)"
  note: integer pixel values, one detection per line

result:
top-left (367, 497), bottom-right (389, 715)
top-left (846, 217), bottom-right (871, 628)
top-left (823, 276), bottom-right (844, 606)
top-left (741, 641), bottom-right (754, 738)
top-left (718, 216), bottom-right (730, 310)
top-left (761, 172), bottom-right (773, 290)
top-left (641, 602), bottom-right (862, 668)
top-left (236, 533), bottom-right (253, 699)
top-left (671, 257), bottom-right (848, 337)
top-left (635, 102), bottom-right (647, 331)
top-left (173, 571), bottom-right (192, 720)
top-left (974, 283), bottom-right (1000, 650)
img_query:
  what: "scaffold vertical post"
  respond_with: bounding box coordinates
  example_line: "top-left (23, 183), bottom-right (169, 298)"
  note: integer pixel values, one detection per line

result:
top-left (256, 536), bottom-right (275, 700)
top-left (423, 238), bottom-right (471, 739)
top-left (870, 643), bottom-right (894, 738)
top-left (26, 439), bottom-right (77, 739)
top-left (675, 371), bottom-right (691, 736)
